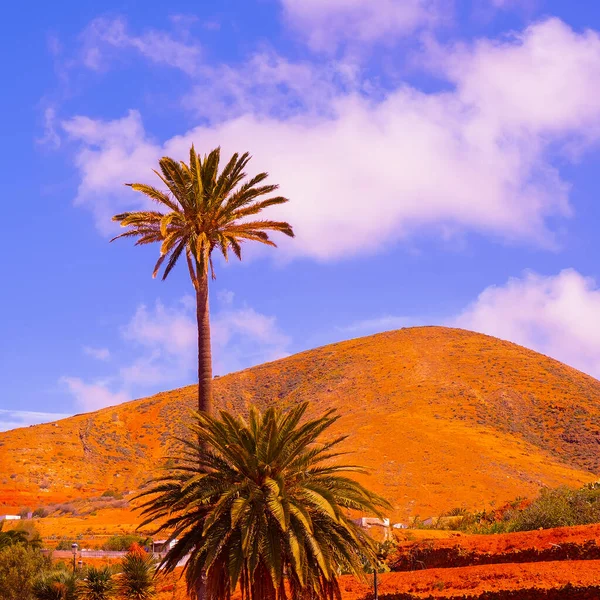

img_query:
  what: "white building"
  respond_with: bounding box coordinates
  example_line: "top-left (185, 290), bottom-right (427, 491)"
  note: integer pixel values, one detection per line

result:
top-left (353, 517), bottom-right (390, 528)
top-left (0, 515), bottom-right (21, 521)
top-left (152, 539), bottom-right (178, 553)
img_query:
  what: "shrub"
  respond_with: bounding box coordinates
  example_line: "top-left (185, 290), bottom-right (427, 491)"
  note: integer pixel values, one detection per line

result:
top-left (55, 539), bottom-right (78, 551)
top-left (32, 568), bottom-right (77, 600)
top-left (0, 544), bottom-right (51, 600)
top-left (54, 504), bottom-right (79, 516)
top-left (510, 486), bottom-right (600, 532)
top-left (428, 483), bottom-right (600, 535)
top-left (101, 490), bottom-right (123, 500)
top-left (10, 522), bottom-right (43, 549)
top-left (102, 535), bottom-right (151, 552)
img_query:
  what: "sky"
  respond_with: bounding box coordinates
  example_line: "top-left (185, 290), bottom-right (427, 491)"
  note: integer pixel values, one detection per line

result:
top-left (3, 0), bottom-right (600, 430)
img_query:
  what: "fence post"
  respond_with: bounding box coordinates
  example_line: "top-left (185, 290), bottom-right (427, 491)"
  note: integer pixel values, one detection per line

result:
top-left (374, 569), bottom-right (378, 600)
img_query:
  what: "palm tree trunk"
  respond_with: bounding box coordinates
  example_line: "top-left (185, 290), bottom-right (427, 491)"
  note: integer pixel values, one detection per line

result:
top-left (195, 272), bottom-right (212, 600)
top-left (196, 272), bottom-right (213, 414)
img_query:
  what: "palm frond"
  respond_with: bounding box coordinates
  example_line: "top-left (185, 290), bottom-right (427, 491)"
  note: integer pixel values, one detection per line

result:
top-left (112, 144), bottom-right (294, 282)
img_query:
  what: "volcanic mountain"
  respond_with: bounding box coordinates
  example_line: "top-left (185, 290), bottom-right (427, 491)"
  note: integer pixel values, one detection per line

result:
top-left (1, 327), bottom-right (599, 520)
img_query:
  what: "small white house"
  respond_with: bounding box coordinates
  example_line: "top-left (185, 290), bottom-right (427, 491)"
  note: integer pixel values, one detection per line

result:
top-left (353, 517), bottom-right (390, 528)
top-left (0, 515), bottom-right (21, 521)
top-left (152, 539), bottom-right (178, 553)
top-left (392, 522), bottom-right (408, 529)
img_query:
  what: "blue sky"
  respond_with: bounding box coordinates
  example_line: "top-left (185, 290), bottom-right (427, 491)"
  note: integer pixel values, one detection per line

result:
top-left (3, 0), bottom-right (600, 430)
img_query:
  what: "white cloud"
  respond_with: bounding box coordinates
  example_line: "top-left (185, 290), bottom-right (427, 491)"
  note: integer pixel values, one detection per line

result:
top-left (432, 18), bottom-right (600, 141)
top-left (123, 299), bottom-right (197, 357)
top-left (280, 0), bottom-right (445, 52)
top-left (183, 51), bottom-right (360, 121)
top-left (119, 298), bottom-right (197, 387)
top-left (119, 295), bottom-right (290, 381)
top-left (489, 0), bottom-right (534, 7)
top-left (0, 409), bottom-right (71, 432)
top-left (62, 110), bottom-right (158, 232)
top-left (83, 346), bottom-right (111, 361)
top-left (80, 17), bottom-right (201, 74)
top-left (212, 307), bottom-right (291, 372)
top-left (61, 294), bottom-right (290, 412)
top-left (217, 289), bottom-right (235, 306)
top-left (37, 107), bottom-right (61, 149)
top-left (62, 19), bottom-right (600, 261)
top-left (339, 269), bottom-right (600, 380)
top-left (453, 269), bottom-right (600, 379)
top-left (60, 377), bottom-right (131, 412)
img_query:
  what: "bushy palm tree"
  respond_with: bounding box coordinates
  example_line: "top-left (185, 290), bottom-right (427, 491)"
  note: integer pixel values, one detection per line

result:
top-left (111, 146), bottom-right (294, 415)
top-left (0, 521), bottom-right (42, 550)
top-left (117, 544), bottom-right (156, 600)
top-left (77, 565), bottom-right (116, 600)
top-left (0, 528), bottom-right (28, 549)
top-left (136, 403), bottom-right (390, 600)
top-left (32, 569), bottom-right (77, 600)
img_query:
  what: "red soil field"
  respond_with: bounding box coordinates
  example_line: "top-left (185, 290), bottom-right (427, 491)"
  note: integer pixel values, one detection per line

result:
top-left (390, 524), bottom-right (600, 571)
top-left (338, 561), bottom-right (600, 598)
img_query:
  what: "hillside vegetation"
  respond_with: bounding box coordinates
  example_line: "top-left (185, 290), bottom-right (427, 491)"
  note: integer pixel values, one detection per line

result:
top-left (1, 327), bottom-right (599, 520)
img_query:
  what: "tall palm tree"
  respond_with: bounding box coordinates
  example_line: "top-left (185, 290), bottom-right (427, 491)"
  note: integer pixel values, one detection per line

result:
top-left (111, 146), bottom-right (294, 415)
top-left (136, 403), bottom-right (390, 600)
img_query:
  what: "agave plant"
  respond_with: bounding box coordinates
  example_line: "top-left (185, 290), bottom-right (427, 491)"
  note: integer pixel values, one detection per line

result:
top-left (77, 565), bottom-right (116, 600)
top-left (137, 402), bottom-right (390, 600)
top-left (32, 569), bottom-right (77, 600)
top-left (117, 544), bottom-right (156, 600)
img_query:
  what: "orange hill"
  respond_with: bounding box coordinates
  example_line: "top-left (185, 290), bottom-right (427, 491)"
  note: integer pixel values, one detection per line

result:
top-left (1, 326), bottom-right (599, 520)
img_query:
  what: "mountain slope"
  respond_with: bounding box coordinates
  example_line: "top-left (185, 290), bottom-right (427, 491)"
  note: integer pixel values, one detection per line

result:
top-left (1, 327), bottom-right (598, 519)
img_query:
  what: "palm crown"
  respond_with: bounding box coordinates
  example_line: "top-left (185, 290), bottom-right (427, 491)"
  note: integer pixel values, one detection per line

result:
top-left (136, 403), bottom-right (390, 600)
top-left (111, 146), bottom-right (294, 286)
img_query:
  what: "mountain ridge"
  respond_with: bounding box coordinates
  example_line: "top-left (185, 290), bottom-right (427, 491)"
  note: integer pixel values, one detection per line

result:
top-left (1, 326), bottom-right (598, 519)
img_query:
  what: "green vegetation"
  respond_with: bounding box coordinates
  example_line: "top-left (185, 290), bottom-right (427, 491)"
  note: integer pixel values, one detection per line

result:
top-left (111, 145), bottom-right (294, 415)
top-left (137, 402), bottom-right (389, 600)
top-left (510, 483), bottom-right (600, 531)
top-left (427, 481), bottom-right (600, 534)
top-left (0, 521), bottom-right (42, 550)
top-left (102, 535), bottom-right (151, 552)
top-left (117, 545), bottom-right (155, 599)
top-left (0, 545), bottom-right (51, 600)
top-left (77, 566), bottom-right (116, 600)
top-left (0, 544), bottom-right (156, 600)
top-left (55, 539), bottom-right (79, 551)
top-left (32, 569), bottom-right (77, 600)
top-left (100, 490), bottom-right (123, 500)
